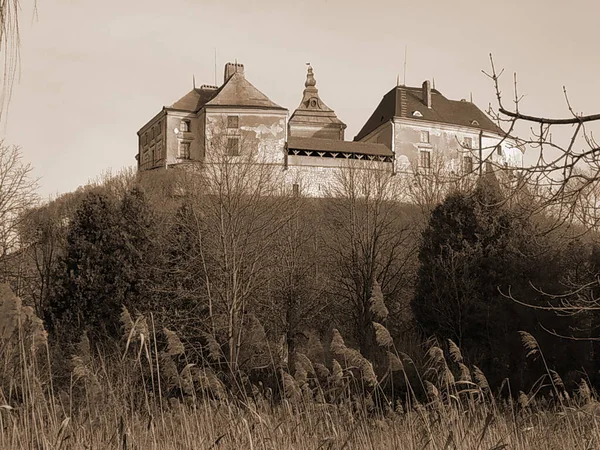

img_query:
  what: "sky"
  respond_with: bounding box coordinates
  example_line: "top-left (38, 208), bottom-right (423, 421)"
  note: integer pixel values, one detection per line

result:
top-left (4, 0), bottom-right (600, 198)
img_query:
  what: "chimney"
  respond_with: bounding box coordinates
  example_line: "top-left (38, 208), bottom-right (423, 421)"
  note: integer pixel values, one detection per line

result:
top-left (422, 80), bottom-right (432, 108)
top-left (224, 62), bottom-right (244, 83)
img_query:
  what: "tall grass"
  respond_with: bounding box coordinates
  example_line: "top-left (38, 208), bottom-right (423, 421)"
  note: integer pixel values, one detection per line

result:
top-left (1, 289), bottom-right (599, 449)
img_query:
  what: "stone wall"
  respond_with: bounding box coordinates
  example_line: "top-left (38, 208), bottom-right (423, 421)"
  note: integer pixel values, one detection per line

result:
top-left (284, 157), bottom-right (394, 197)
top-left (204, 109), bottom-right (287, 164)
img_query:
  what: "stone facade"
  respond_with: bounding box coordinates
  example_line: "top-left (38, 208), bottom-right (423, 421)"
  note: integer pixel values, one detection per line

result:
top-left (136, 62), bottom-right (525, 197)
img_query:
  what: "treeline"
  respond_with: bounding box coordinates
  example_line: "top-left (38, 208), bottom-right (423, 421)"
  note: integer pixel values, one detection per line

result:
top-left (8, 161), bottom-right (600, 401)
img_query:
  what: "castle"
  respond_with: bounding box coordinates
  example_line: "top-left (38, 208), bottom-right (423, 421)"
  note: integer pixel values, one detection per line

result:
top-left (136, 62), bottom-right (523, 196)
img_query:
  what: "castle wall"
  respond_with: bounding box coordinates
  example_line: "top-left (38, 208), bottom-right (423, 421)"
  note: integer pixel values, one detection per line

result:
top-left (288, 122), bottom-right (344, 140)
top-left (204, 109), bottom-right (287, 164)
top-left (392, 118), bottom-right (521, 173)
top-left (164, 111), bottom-right (201, 166)
top-left (284, 157), bottom-right (394, 197)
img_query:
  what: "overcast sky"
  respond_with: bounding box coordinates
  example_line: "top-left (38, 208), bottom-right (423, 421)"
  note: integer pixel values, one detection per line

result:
top-left (4, 0), bottom-right (600, 198)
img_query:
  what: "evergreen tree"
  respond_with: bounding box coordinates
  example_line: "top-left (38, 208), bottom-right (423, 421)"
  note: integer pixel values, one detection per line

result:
top-left (411, 178), bottom-right (544, 388)
top-left (46, 188), bottom-right (153, 344)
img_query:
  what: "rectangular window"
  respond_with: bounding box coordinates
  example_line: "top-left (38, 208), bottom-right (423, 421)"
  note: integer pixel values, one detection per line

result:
top-left (464, 137), bottom-right (472, 149)
top-left (179, 142), bottom-right (190, 159)
top-left (420, 130), bottom-right (430, 144)
top-left (227, 137), bottom-right (240, 156)
top-left (227, 115), bottom-right (239, 129)
top-left (155, 141), bottom-right (162, 161)
top-left (463, 155), bottom-right (473, 173)
top-left (157, 122), bottom-right (162, 135)
top-left (485, 161), bottom-right (493, 173)
top-left (419, 150), bottom-right (431, 169)
top-left (496, 145), bottom-right (502, 156)
top-left (292, 183), bottom-right (299, 197)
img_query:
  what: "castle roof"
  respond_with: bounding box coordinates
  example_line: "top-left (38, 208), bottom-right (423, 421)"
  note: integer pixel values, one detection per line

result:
top-left (288, 136), bottom-right (392, 157)
top-left (205, 72), bottom-right (286, 110)
top-left (289, 65), bottom-right (345, 127)
top-left (354, 85), bottom-right (505, 141)
top-left (169, 86), bottom-right (219, 112)
top-left (167, 67), bottom-right (285, 113)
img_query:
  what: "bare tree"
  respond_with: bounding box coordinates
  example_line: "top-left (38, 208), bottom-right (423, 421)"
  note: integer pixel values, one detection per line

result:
top-left (155, 127), bottom-right (294, 373)
top-left (485, 54), bottom-right (600, 227)
top-left (324, 161), bottom-right (417, 357)
top-left (483, 55), bottom-right (600, 333)
top-left (400, 150), bottom-right (478, 218)
top-left (0, 143), bottom-right (37, 286)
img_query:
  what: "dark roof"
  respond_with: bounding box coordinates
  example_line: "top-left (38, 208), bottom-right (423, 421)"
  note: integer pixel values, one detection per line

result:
top-left (288, 137), bottom-right (393, 157)
top-left (205, 72), bottom-right (286, 110)
top-left (354, 85), bottom-right (505, 141)
top-left (169, 86), bottom-right (219, 112)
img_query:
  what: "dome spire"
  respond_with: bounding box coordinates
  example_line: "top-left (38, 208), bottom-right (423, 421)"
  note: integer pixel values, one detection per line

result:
top-left (305, 63), bottom-right (317, 89)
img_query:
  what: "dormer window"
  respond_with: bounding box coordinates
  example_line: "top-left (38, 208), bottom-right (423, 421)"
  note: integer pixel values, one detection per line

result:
top-left (471, 120), bottom-right (480, 126)
top-left (412, 111), bottom-right (423, 118)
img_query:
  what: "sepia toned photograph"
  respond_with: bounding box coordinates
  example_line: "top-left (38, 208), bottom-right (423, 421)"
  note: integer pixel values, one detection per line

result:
top-left (0, 0), bottom-right (599, 448)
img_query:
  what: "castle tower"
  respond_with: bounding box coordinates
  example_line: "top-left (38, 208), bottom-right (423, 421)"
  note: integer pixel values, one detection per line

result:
top-left (288, 65), bottom-right (346, 140)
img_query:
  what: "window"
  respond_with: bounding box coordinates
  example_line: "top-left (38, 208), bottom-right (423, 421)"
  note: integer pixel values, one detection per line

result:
top-left (464, 137), bottom-right (473, 149)
top-left (227, 115), bottom-right (239, 129)
top-left (463, 155), bottom-right (473, 173)
top-left (179, 142), bottom-right (190, 159)
top-left (292, 183), bottom-right (299, 197)
top-left (180, 119), bottom-right (190, 133)
top-left (155, 141), bottom-right (162, 162)
top-left (485, 161), bottom-right (493, 173)
top-left (420, 130), bottom-right (430, 143)
top-left (157, 122), bottom-right (162, 135)
top-left (471, 120), bottom-right (480, 126)
top-left (419, 150), bottom-right (431, 170)
top-left (227, 137), bottom-right (240, 156)
top-left (496, 145), bottom-right (502, 156)
top-left (142, 134), bottom-right (147, 146)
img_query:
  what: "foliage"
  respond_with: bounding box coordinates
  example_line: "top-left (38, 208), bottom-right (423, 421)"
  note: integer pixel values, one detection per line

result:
top-left (412, 176), bottom-right (590, 389)
top-left (45, 188), bottom-right (153, 345)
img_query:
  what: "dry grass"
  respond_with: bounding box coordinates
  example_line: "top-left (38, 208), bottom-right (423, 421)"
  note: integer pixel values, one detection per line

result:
top-left (1, 293), bottom-right (599, 449)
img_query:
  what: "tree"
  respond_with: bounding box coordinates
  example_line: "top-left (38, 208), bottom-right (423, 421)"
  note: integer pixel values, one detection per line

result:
top-left (0, 143), bottom-right (38, 288)
top-left (152, 131), bottom-right (295, 374)
top-left (324, 161), bottom-right (417, 359)
top-left (46, 187), bottom-right (153, 344)
top-left (483, 56), bottom-right (600, 337)
top-left (411, 175), bottom-right (571, 388)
